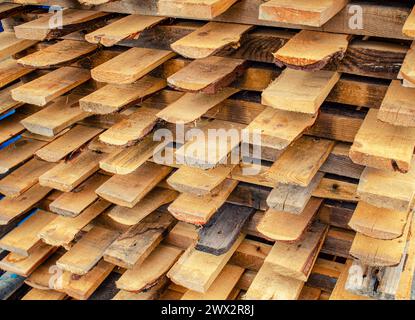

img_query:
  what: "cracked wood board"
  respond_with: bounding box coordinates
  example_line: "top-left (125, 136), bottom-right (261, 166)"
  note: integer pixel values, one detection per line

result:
top-left (378, 80), bottom-right (415, 127)
top-left (99, 135), bottom-right (161, 175)
top-left (103, 211), bottom-right (176, 269)
top-left (98, 107), bottom-right (159, 146)
top-left (266, 172), bottom-right (324, 214)
top-left (348, 201), bottom-right (409, 240)
top-left (350, 212), bottom-right (412, 267)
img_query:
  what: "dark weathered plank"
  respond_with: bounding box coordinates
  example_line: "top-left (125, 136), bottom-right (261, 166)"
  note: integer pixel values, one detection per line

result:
top-left (195, 203), bottom-right (255, 255)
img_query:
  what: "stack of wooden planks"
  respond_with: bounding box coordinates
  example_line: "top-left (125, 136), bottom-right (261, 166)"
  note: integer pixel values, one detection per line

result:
top-left (0, 0), bottom-right (414, 300)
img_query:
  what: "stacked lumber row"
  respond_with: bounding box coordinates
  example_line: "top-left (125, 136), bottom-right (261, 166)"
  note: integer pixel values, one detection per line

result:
top-left (0, 0), bottom-right (414, 300)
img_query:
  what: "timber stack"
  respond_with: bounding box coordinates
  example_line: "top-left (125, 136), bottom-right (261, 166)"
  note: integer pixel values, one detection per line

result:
top-left (0, 0), bottom-right (414, 300)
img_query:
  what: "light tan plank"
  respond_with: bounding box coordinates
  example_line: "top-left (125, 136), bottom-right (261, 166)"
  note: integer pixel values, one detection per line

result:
top-left (167, 234), bottom-right (244, 293)
top-left (96, 162), bottom-right (172, 208)
top-left (257, 198), bottom-right (322, 242)
top-left (167, 56), bottom-right (246, 94)
top-left (116, 244), bottom-right (182, 292)
top-left (273, 30), bottom-right (349, 69)
top-left (61, 259), bottom-right (114, 300)
top-left (259, 0), bottom-right (349, 27)
top-left (157, 0), bottom-right (238, 19)
top-left (17, 40), bottom-right (97, 68)
top-left (22, 288), bottom-right (66, 300)
top-left (157, 88), bottom-right (239, 124)
top-left (175, 120), bottom-right (245, 170)
top-left (0, 184), bottom-right (52, 225)
top-left (79, 76), bottom-right (166, 114)
top-left (20, 93), bottom-right (89, 137)
top-left (36, 125), bottom-right (103, 162)
top-left (264, 222), bottom-right (328, 281)
top-left (0, 158), bottom-right (54, 197)
top-left (0, 210), bottom-right (55, 256)
top-left (0, 242), bottom-right (56, 277)
top-left (99, 135), bottom-right (160, 175)
top-left (14, 9), bottom-right (108, 41)
top-left (350, 109), bottom-right (415, 173)
top-left (350, 213), bottom-right (412, 267)
top-left (262, 68), bottom-right (340, 114)
top-left (0, 138), bottom-right (47, 174)
top-left (0, 58), bottom-right (32, 88)
top-left (171, 22), bottom-right (252, 59)
top-left (86, 15), bottom-right (166, 47)
top-left (168, 179), bottom-right (238, 225)
top-left (167, 163), bottom-right (236, 196)
top-left (244, 263), bottom-right (304, 300)
top-left (11, 67), bottom-right (90, 106)
top-left (49, 173), bottom-right (109, 217)
top-left (38, 199), bottom-right (111, 246)
top-left (98, 107), bottom-right (159, 146)
top-left (39, 149), bottom-right (106, 192)
top-left (243, 106), bottom-right (317, 150)
top-left (357, 158), bottom-right (415, 212)
top-left (181, 264), bottom-right (244, 300)
top-left (92, 47), bottom-right (174, 84)
top-left (378, 80), bottom-right (415, 127)
top-left (108, 187), bottom-right (178, 226)
top-left (57, 226), bottom-right (119, 275)
top-left (0, 32), bottom-right (37, 60)
top-left (265, 136), bottom-right (335, 187)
